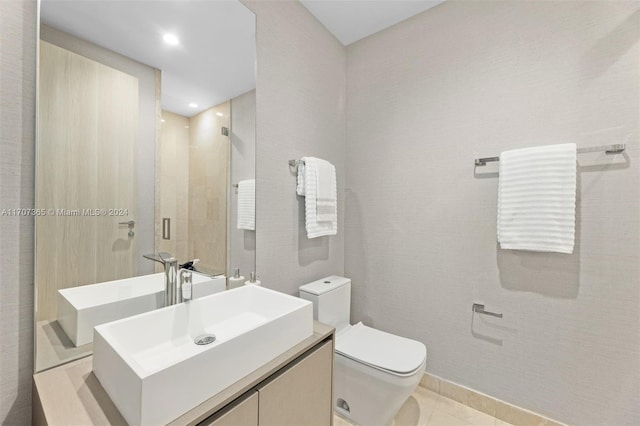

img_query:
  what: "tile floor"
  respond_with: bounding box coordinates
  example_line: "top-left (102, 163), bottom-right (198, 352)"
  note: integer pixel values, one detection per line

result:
top-left (333, 385), bottom-right (514, 426)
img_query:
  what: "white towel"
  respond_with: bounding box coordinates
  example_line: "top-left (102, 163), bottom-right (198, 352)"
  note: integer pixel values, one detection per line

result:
top-left (296, 160), bottom-right (306, 196)
top-left (237, 179), bottom-right (255, 231)
top-left (497, 143), bottom-right (577, 253)
top-left (299, 157), bottom-right (337, 238)
top-left (315, 159), bottom-right (337, 222)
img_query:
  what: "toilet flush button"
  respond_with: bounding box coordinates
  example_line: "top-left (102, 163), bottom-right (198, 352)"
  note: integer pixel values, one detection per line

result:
top-left (324, 280), bottom-right (331, 284)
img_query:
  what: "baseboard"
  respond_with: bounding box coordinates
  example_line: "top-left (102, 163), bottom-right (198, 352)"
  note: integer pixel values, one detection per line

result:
top-left (420, 372), bottom-right (566, 426)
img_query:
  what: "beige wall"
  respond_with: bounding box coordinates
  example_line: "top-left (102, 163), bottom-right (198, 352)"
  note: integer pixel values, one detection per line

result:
top-left (188, 103), bottom-right (230, 275)
top-left (157, 111), bottom-right (190, 263)
top-left (36, 41), bottom-right (139, 321)
top-left (0, 1), bottom-right (37, 424)
top-left (40, 25), bottom-right (158, 277)
top-left (158, 105), bottom-right (231, 274)
top-left (242, 0), bottom-right (346, 295)
top-left (345, 1), bottom-right (639, 424)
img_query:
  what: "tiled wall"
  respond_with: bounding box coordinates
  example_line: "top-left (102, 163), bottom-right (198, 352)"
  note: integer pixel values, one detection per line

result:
top-left (157, 111), bottom-right (190, 263)
top-left (158, 104), bottom-right (232, 275)
top-left (188, 103), bottom-right (231, 275)
top-left (345, 1), bottom-right (639, 424)
top-left (0, 1), bottom-right (37, 424)
top-left (242, 1), bottom-right (346, 295)
top-left (229, 90), bottom-right (257, 278)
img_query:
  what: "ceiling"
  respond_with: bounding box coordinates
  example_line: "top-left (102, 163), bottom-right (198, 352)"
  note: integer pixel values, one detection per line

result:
top-left (40, 0), bottom-right (443, 116)
top-left (41, 0), bottom-right (256, 117)
top-left (300, 0), bottom-right (445, 45)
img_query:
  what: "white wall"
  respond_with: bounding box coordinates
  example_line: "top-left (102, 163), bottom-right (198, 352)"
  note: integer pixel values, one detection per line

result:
top-left (345, 1), bottom-right (639, 424)
top-left (243, 0), bottom-right (346, 295)
top-left (0, 0), bottom-right (37, 424)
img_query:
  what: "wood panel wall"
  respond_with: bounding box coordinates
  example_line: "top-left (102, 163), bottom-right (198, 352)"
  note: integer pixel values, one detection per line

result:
top-left (37, 41), bottom-right (138, 321)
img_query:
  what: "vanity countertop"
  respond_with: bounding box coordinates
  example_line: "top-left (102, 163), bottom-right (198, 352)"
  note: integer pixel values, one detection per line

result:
top-left (33, 321), bottom-right (335, 426)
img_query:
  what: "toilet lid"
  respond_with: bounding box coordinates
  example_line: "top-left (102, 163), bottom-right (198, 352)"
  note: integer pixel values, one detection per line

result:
top-left (335, 322), bottom-right (427, 375)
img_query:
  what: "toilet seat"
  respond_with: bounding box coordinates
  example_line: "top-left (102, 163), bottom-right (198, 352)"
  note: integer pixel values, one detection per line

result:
top-left (335, 322), bottom-right (427, 376)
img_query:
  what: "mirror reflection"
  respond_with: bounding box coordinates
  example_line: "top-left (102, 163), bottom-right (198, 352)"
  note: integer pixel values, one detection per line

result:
top-left (35, 0), bottom-right (256, 372)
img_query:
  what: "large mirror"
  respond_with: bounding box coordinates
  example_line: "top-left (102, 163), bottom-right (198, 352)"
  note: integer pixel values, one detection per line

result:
top-left (35, 0), bottom-right (256, 372)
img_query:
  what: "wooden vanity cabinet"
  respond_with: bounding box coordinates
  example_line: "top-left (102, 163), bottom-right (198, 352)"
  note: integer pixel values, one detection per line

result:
top-left (202, 391), bottom-right (259, 426)
top-left (258, 340), bottom-right (333, 426)
top-left (201, 340), bottom-right (333, 426)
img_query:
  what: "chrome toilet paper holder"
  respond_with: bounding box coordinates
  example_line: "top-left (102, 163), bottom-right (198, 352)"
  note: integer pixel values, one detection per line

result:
top-left (472, 303), bottom-right (503, 318)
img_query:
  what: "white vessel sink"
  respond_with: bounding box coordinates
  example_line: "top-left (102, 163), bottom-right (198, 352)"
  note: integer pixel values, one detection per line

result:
top-left (92, 285), bottom-right (313, 425)
top-left (57, 272), bottom-right (226, 346)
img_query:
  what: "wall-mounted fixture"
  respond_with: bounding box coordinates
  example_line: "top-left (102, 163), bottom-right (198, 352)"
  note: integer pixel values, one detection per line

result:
top-left (474, 143), bottom-right (626, 166)
top-left (472, 303), bottom-right (503, 318)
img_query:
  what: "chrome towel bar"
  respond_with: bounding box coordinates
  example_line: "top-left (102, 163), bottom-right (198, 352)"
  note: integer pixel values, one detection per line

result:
top-left (474, 143), bottom-right (626, 166)
top-left (288, 159), bottom-right (306, 168)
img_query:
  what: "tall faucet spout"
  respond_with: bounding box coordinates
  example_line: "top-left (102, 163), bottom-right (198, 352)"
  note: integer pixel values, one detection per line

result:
top-left (157, 252), bottom-right (180, 306)
top-left (143, 252), bottom-right (181, 306)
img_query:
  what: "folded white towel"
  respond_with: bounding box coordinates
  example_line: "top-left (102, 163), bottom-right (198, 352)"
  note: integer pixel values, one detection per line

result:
top-left (296, 160), bottom-right (306, 196)
top-left (300, 157), bottom-right (337, 238)
top-left (237, 179), bottom-right (255, 231)
top-left (497, 143), bottom-right (577, 253)
top-left (315, 159), bottom-right (337, 222)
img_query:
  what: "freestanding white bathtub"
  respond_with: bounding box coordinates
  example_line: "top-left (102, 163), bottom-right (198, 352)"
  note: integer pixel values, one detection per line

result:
top-left (57, 272), bottom-right (226, 346)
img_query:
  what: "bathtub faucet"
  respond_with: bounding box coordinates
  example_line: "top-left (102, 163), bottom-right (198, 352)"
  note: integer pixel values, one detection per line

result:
top-left (143, 252), bottom-right (182, 306)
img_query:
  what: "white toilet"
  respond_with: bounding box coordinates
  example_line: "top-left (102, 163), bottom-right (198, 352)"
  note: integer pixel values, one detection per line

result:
top-left (300, 276), bottom-right (427, 426)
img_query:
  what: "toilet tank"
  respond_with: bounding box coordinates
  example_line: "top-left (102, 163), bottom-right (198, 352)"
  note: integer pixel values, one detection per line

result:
top-left (299, 276), bottom-right (351, 330)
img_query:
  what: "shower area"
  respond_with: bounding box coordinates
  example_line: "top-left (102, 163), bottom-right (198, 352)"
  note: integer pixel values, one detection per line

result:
top-left (156, 102), bottom-right (231, 276)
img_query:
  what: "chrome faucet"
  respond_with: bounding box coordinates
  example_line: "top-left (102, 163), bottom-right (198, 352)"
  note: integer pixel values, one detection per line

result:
top-left (143, 252), bottom-right (182, 306)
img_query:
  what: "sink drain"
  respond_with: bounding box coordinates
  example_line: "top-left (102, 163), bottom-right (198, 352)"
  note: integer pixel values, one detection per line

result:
top-left (194, 334), bottom-right (216, 345)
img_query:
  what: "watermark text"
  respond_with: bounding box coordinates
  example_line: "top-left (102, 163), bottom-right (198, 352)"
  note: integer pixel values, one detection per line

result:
top-left (1, 208), bottom-right (129, 217)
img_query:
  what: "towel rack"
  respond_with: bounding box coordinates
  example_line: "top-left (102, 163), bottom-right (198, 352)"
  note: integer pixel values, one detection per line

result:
top-left (288, 159), bottom-right (306, 168)
top-left (474, 143), bottom-right (626, 166)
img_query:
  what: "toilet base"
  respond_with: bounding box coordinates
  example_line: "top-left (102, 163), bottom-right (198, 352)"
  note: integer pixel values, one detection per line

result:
top-left (333, 352), bottom-right (425, 426)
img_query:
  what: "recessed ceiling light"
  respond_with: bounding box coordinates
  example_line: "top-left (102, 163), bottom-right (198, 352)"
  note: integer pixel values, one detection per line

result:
top-left (216, 112), bottom-right (224, 117)
top-left (160, 119), bottom-right (165, 123)
top-left (189, 103), bottom-right (198, 108)
top-left (163, 33), bottom-right (179, 46)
